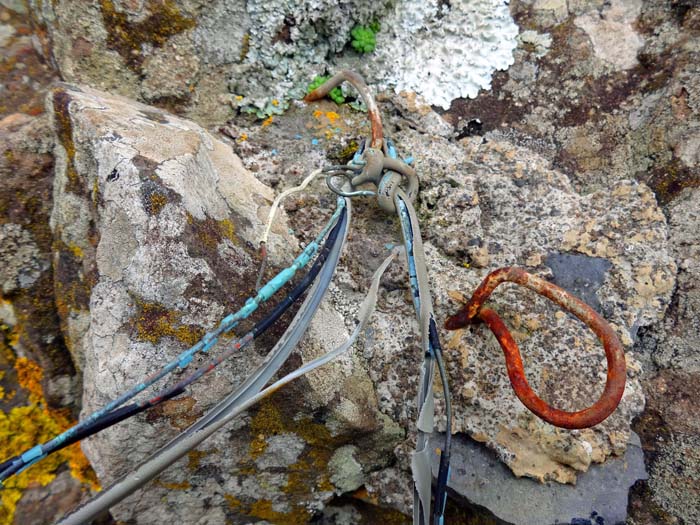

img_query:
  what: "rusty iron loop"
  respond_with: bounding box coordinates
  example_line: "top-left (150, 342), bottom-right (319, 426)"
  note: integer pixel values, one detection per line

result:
top-left (303, 69), bottom-right (384, 149)
top-left (305, 73), bottom-right (418, 213)
top-left (444, 267), bottom-right (626, 429)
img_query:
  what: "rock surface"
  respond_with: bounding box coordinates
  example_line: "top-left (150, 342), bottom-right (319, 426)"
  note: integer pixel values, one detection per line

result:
top-left (31, 0), bottom-right (517, 118)
top-left (1, 0), bottom-right (698, 523)
top-left (222, 93), bottom-right (673, 512)
top-left (48, 85), bottom-right (397, 523)
top-left (429, 432), bottom-right (646, 525)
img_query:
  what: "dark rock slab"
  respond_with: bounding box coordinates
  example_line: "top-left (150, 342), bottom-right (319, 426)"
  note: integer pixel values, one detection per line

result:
top-left (545, 252), bottom-right (612, 312)
top-left (430, 432), bottom-right (647, 525)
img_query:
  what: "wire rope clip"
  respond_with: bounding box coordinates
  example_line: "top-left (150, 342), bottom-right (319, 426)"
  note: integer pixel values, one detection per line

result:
top-left (325, 140), bottom-right (418, 213)
top-left (445, 267), bottom-right (627, 429)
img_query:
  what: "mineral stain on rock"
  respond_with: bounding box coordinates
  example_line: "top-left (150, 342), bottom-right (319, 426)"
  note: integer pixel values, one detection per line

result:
top-left (545, 252), bottom-right (612, 312)
top-left (100, 0), bottom-right (196, 72)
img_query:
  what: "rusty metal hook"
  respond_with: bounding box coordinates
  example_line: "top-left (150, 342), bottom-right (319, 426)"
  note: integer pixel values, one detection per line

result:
top-left (304, 70), bottom-right (384, 149)
top-left (444, 267), bottom-right (626, 429)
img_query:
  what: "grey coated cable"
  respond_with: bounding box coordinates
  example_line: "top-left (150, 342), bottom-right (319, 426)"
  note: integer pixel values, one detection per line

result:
top-left (394, 190), bottom-right (438, 525)
top-left (56, 208), bottom-right (404, 525)
top-left (56, 200), bottom-right (350, 524)
top-left (181, 198), bottom-right (351, 435)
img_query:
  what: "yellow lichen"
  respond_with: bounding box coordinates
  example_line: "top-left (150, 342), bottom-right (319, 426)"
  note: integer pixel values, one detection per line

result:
top-left (248, 500), bottom-right (310, 525)
top-left (155, 479), bottom-right (191, 490)
top-left (239, 33), bottom-right (250, 62)
top-left (148, 192), bottom-right (168, 215)
top-left (67, 244), bottom-right (84, 259)
top-left (224, 493), bottom-right (242, 509)
top-left (101, 0), bottom-right (196, 71)
top-left (218, 219), bottom-right (236, 243)
top-left (246, 396), bottom-right (341, 510)
top-left (133, 299), bottom-right (204, 347)
top-left (187, 449), bottom-right (208, 471)
top-left (0, 350), bottom-right (99, 525)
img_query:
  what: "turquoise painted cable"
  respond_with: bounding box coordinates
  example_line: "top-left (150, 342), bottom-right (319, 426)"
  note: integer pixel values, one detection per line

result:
top-left (0, 196), bottom-right (345, 484)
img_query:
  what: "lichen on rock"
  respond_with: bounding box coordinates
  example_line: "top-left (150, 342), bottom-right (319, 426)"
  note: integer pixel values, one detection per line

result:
top-left (47, 84), bottom-right (397, 523)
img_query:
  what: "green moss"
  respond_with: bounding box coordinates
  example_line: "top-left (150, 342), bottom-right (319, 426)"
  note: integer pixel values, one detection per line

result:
top-left (350, 24), bottom-right (378, 54)
top-left (307, 76), bottom-right (345, 105)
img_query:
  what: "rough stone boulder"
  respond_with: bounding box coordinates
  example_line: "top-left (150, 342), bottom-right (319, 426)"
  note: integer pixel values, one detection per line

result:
top-left (224, 95), bottom-right (676, 518)
top-left (48, 85), bottom-right (398, 524)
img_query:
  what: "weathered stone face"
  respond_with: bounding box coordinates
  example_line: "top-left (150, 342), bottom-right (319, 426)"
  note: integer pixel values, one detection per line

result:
top-left (31, 0), bottom-right (518, 121)
top-left (48, 85), bottom-right (397, 524)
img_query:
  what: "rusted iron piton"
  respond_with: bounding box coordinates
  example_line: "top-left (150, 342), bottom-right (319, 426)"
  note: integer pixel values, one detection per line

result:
top-left (445, 267), bottom-right (626, 429)
top-left (303, 70), bottom-right (384, 149)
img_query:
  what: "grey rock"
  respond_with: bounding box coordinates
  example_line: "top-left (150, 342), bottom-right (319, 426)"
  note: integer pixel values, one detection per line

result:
top-left (545, 253), bottom-right (612, 313)
top-left (639, 188), bottom-right (700, 373)
top-left (254, 433), bottom-right (306, 470)
top-left (648, 433), bottom-right (700, 524)
top-left (44, 81), bottom-right (677, 523)
top-left (328, 445), bottom-right (364, 494)
top-left (429, 432), bottom-right (647, 525)
top-left (0, 0), bottom-right (26, 13)
top-left (227, 96), bottom-right (673, 506)
top-left (0, 223), bottom-right (48, 293)
top-left (48, 84), bottom-right (392, 524)
top-left (32, 0), bottom-right (517, 121)
top-left (0, 22), bottom-right (15, 48)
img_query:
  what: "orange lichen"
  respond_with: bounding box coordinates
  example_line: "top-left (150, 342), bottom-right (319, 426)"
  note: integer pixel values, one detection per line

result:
top-left (324, 111), bottom-right (340, 124)
top-left (14, 357), bottom-right (43, 403)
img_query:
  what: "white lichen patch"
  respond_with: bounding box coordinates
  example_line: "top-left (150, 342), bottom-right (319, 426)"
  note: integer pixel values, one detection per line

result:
top-left (368, 0), bottom-right (520, 109)
top-left (229, 0), bottom-right (518, 111)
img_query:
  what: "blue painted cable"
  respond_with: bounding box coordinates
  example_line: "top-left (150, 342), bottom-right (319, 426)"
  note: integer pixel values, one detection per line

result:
top-left (5, 206), bottom-right (349, 462)
top-left (0, 197), bottom-right (345, 484)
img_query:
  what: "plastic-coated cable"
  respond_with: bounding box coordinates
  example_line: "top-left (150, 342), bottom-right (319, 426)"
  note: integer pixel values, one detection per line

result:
top-left (56, 208), bottom-right (402, 525)
top-left (395, 191), bottom-right (451, 525)
top-left (0, 197), bottom-right (345, 485)
top-left (174, 196), bottom-right (350, 441)
top-left (256, 167), bottom-right (329, 290)
top-left (0, 208), bottom-right (349, 472)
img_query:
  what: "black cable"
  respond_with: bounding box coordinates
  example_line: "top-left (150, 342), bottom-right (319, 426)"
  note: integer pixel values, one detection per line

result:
top-left (0, 208), bottom-right (346, 484)
top-left (430, 317), bottom-right (452, 525)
